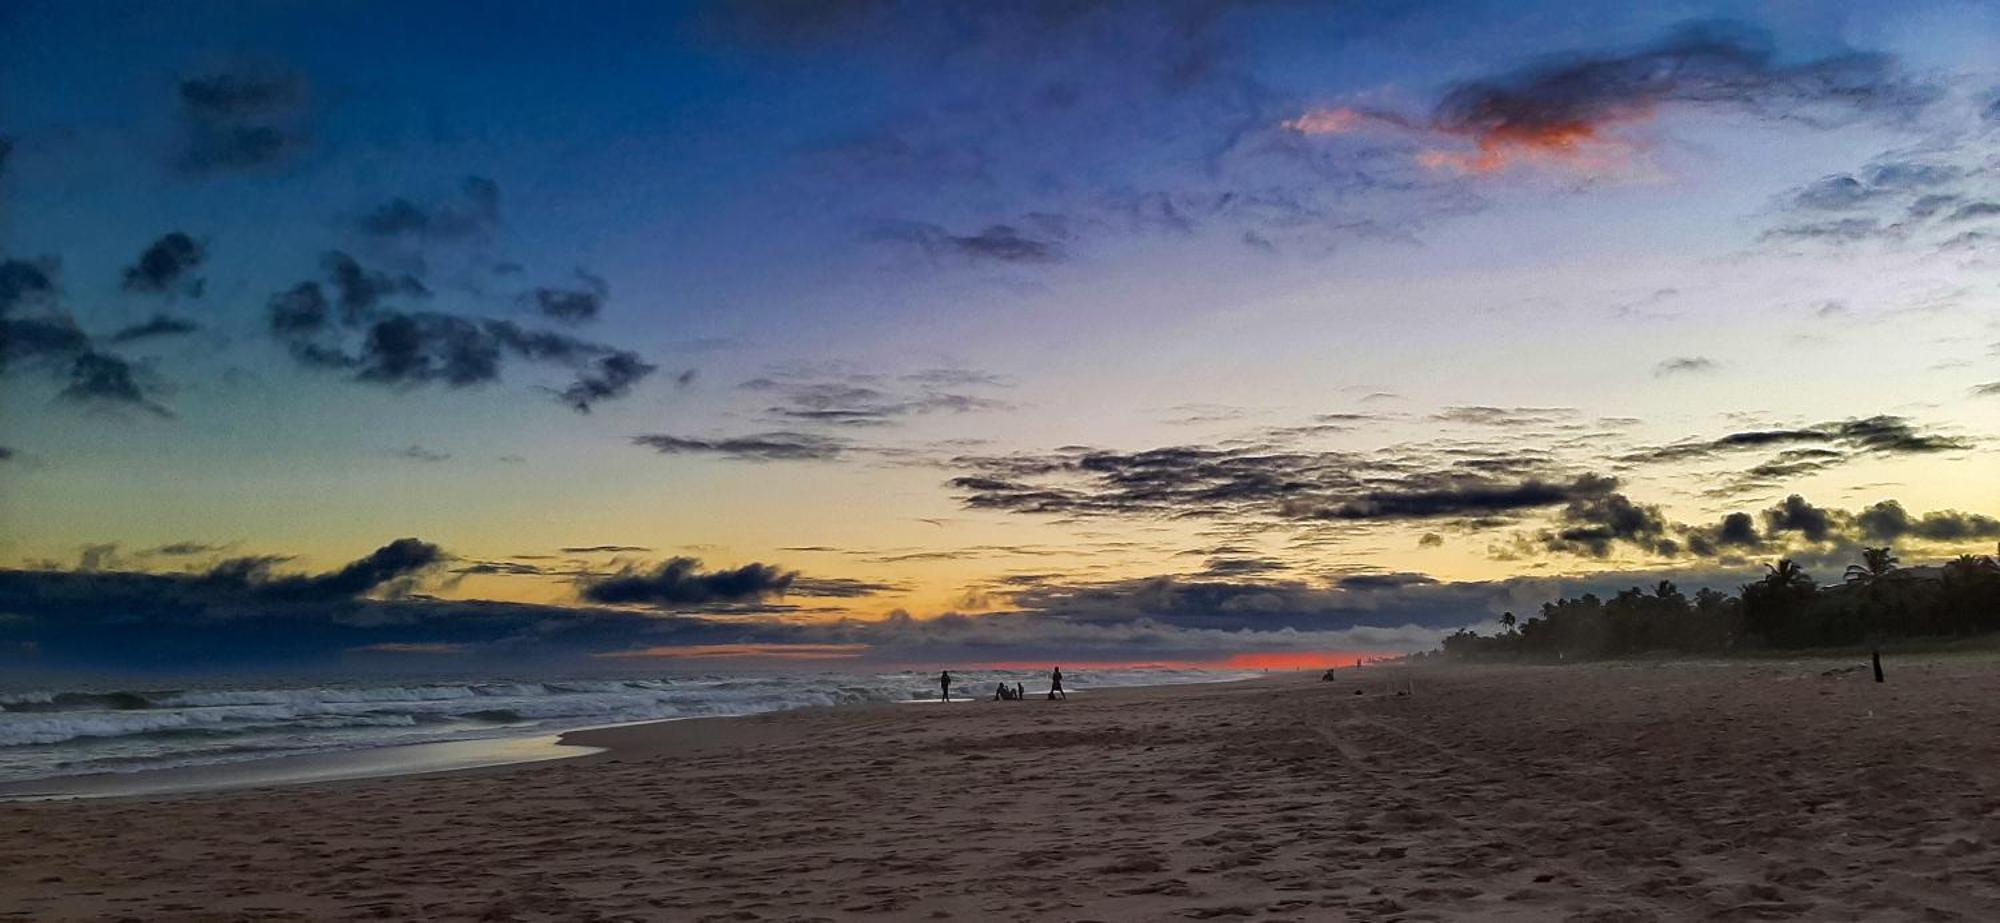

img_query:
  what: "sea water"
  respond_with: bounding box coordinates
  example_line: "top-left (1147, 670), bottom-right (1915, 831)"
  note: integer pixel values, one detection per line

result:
top-left (0, 666), bottom-right (1250, 784)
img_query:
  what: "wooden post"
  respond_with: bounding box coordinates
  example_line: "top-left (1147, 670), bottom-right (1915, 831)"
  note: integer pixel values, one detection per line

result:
top-left (1871, 648), bottom-right (1884, 683)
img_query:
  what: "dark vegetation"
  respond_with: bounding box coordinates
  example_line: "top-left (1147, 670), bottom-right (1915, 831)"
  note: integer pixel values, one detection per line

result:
top-left (1428, 547), bottom-right (2000, 661)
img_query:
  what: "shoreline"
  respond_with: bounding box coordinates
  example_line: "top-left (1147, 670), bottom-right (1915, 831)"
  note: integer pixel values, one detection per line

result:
top-left (0, 669), bottom-right (1276, 802)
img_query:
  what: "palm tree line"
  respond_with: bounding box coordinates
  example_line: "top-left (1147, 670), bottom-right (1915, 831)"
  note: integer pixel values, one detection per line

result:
top-left (1430, 546), bottom-right (2000, 661)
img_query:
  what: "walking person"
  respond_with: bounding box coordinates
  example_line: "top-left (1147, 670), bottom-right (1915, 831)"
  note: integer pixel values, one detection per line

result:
top-left (1049, 666), bottom-right (1065, 700)
top-left (939, 669), bottom-right (952, 703)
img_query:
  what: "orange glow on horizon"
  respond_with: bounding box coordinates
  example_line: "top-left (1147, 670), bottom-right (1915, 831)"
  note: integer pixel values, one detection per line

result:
top-left (975, 650), bottom-right (1401, 672)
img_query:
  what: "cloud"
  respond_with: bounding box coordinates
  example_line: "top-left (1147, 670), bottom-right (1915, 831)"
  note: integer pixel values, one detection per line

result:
top-left (121, 233), bottom-right (206, 296)
top-left (557, 351), bottom-right (657, 413)
top-left (1654, 356), bottom-right (1718, 377)
top-left (528, 270), bottom-right (609, 324)
top-left (0, 446), bottom-right (14, 462)
top-left (248, 538), bottom-right (444, 601)
top-left (1198, 557), bottom-right (1289, 578)
top-left (1520, 490), bottom-right (2000, 562)
top-left (1620, 415), bottom-right (1970, 492)
top-left (631, 431), bottom-right (848, 462)
top-left (1417, 20), bottom-right (1929, 175)
top-left (266, 256), bottom-right (657, 412)
top-left (559, 545), bottom-right (651, 554)
top-left (1855, 500), bottom-right (2000, 543)
top-left (741, 367), bottom-right (1013, 426)
top-left (1537, 491), bottom-right (1677, 557)
top-left (395, 445), bottom-right (450, 462)
top-left (108, 314), bottom-right (200, 343)
top-left (358, 176), bottom-right (501, 241)
top-left (1290, 19), bottom-right (1935, 182)
top-left (175, 65), bottom-right (312, 172)
top-left (61, 351), bottom-right (170, 416)
top-left (321, 251), bottom-right (429, 319)
top-left (580, 557), bottom-right (799, 608)
top-left (950, 435), bottom-right (1614, 529)
top-left (1, 259), bottom-right (176, 415)
top-left (1429, 405), bottom-right (1576, 427)
top-left (1975, 382), bottom-right (2000, 397)
top-left (873, 221), bottom-right (1066, 264)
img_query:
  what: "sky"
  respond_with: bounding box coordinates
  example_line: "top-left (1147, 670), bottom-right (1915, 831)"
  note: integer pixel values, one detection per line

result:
top-left (2, 0), bottom-right (1997, 674)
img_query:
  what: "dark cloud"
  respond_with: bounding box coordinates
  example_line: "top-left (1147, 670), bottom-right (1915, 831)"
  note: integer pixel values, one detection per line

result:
top-left (151, 542), bottom-right (226, 557)
top-left (61, 351), bottom-right (170, 416)
top-left (631, 432), bottom-right (848, 462)
top-left (1429, 406), bottom-right (1576, 427)
top-left (560, 546), bottom-right (651, 554)
top-left (1295, 475), bottom-right (1617, 522)
top-left (108, 314), bottom-right (199, 344)
top-left (175, 66), bottom-right (311, 172)
top-left (0, 446), bottom-right (13, 462)
top-left (742, 369), bottom-right (1013, 426)
top-left (580, 557), bottom-right (800, 608)
top-left (528, 270), bottom-right (609, 324)
top-left (322, 251), bottom-right (429, 320)
top-left (1198, 556), bottom-right (1288, 578)
top-left (358, 176), bottom-right (501, 241)
top-left (1334, 572), bottom-right (1438, 591)
top-left (266, 257), bottom-right (657, 412)
top-left (121, 233), bottom-right (206, 296)
top-left (1, 258), bottom-right (173, 415)
top-left (1856, 500), bottom-right (2000, 543)
top-left (950, 435), bottom-right (1611, 529)
top-left (1975, 382), bottom-right (2000, 398)
top-left (1621, 416), bottom-right (1970, 487)
top-left (874, 221), bottom-right (1066, 264)
top-left (1423, 20), bottom-right (1933, 171)
top-left (1536, 492), bottom-right (1676, 558)
top-left (0, 257), bottom-right (58, 317)
top-left (1654, 356), bottom-right (1718, 377)
top-left (249, 538), bottom-right (444, 601)
top-left (395, 445), bottom-right (450, 462)
top-left (1760, 494), bottom-right (1837, 543)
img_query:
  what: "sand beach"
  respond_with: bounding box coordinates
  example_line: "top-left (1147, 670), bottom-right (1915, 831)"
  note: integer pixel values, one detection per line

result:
top-left (5, 660), bottom-right (2000, 921)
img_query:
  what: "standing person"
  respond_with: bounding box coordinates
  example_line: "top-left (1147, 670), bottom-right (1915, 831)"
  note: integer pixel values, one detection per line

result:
top-left (1015, 682), bottom-right (1025, 701)
top-left (939, 670), bottom-right (952, 703)
top-left (1049, 666), bottom-right (1066, 700)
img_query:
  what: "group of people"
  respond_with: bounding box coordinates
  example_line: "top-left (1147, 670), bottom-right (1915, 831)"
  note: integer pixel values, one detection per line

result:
top-left (935, 667), bottom-right (1065, 703)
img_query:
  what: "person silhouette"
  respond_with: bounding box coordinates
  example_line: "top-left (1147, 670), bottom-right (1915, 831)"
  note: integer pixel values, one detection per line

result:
top-left (939, 670), bottom-right (952, 702)
top-left (1049, 666), bottom-right (1066, 700)
top-left (1015, 682), bottom-right (1025, 701)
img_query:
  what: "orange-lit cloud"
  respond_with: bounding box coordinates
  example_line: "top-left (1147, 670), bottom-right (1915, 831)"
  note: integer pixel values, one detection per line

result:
top-left (596, 643), bottom-right (870, 660)
top-left (1417, 116), bottom-right (1647, 176)
top-left (1284, 104), bottom-right (1648, 177)
top-left (1282, 106), bottom-right (1366, 135)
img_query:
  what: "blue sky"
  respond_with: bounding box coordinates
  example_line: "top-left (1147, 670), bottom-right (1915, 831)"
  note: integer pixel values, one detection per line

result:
top-left (2, 0), bottom-right (1997, 672)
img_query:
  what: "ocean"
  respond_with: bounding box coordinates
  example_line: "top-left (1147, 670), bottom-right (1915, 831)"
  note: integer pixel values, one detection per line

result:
top-left (0, 666), bottom-right (1253, 784)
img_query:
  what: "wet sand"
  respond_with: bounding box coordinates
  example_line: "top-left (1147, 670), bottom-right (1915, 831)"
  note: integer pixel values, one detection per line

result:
top-left (5, 660), bottom-right (2000, 921)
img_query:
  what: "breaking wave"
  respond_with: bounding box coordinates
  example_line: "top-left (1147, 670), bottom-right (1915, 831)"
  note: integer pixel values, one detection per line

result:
top-left (0, 667), bottom-right (1247, 782)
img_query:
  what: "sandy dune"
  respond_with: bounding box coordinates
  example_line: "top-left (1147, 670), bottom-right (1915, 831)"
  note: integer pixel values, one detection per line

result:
top-left (5, 660), bottom-right (2000, 921)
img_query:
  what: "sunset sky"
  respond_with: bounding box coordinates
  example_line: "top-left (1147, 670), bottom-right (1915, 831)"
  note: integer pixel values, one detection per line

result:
top-left (2, 0), bottom-right (1997, 672)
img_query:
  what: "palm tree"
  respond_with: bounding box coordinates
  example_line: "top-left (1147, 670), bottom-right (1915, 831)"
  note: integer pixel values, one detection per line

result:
top-left (1763, 559), bottom-right (1813, 592)
top-left (1499, 611), bottom-right (1517, 631)
top-left (1844, 547), bottom-right (1901, 674)
top-left (1844, 546), bottom-right (1900, 587)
